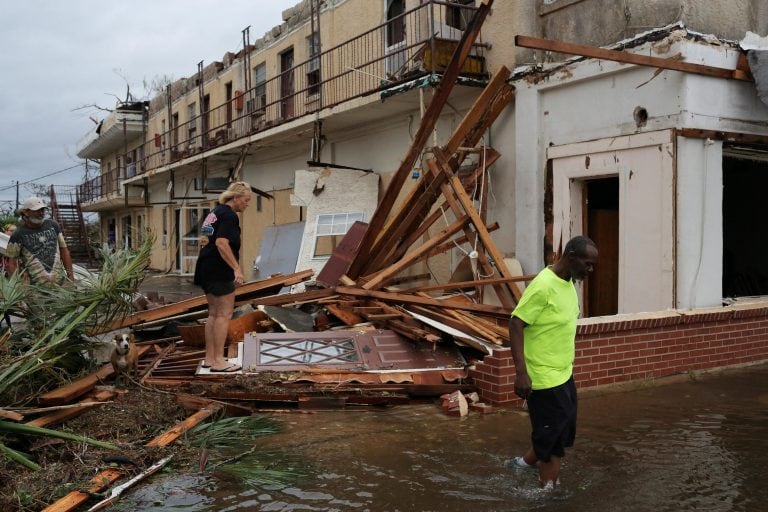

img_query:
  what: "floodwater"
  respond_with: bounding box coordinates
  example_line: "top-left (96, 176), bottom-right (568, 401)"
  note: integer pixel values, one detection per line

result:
top-left (123, 363), bottom-right (768, 512)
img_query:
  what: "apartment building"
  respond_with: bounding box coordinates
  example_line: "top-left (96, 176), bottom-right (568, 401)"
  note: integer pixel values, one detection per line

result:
top-left (75, 0), bottom-right (768, 315)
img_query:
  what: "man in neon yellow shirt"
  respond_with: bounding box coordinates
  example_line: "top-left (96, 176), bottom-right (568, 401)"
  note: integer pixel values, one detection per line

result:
top-left (507, 235), bottom-right (598, 489)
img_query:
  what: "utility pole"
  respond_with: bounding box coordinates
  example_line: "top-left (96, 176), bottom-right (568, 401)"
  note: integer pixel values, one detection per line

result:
top-left (15, 180), bottom-right (19, 212)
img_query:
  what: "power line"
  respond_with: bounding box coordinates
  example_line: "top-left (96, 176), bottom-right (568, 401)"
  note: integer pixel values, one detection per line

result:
top-left (0, 163), bottom-right (85, 193)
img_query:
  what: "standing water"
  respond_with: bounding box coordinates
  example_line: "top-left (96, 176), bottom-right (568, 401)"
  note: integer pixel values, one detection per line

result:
top-left (125, 363), bottom-right (768, 511)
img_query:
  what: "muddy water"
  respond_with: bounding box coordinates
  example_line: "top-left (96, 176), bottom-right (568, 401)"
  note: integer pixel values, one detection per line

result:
top-left (126, 363), bottom-right (768, 511)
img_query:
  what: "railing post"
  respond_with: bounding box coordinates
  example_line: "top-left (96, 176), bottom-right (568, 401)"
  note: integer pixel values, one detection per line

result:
top-left (429, 0), bottom-right (436, 75)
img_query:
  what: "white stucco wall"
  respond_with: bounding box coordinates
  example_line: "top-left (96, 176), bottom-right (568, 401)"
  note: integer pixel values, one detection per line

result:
top-left (291, 168), bottom-right (380, 284)
top-left (496, 32), bottom-right (768, 311)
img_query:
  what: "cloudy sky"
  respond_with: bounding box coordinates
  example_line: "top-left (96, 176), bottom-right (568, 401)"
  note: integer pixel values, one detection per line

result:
top-left (0, 0), bottom-right (299, 211)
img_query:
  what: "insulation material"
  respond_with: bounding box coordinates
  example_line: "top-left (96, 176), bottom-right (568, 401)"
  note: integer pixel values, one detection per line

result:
top-left (741, 32), bottom-right (768, 108)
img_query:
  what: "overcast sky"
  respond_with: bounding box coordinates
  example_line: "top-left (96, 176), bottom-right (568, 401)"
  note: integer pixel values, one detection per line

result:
top-left (0, 0), bottom-right (299, 211)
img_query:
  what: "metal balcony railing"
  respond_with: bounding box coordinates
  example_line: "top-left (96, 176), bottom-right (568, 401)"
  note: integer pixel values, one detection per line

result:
top-left (86, 0), bottom-right (486, 204)
top-left (79, 166), bottom-right (122, 203)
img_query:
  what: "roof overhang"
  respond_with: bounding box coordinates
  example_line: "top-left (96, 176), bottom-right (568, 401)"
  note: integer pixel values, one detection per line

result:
top-left (76, 110), bottom-right (145, 159)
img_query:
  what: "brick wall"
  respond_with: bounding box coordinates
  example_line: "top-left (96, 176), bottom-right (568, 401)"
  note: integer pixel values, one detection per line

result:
top-left (470, 304), bottom-right (768, 405)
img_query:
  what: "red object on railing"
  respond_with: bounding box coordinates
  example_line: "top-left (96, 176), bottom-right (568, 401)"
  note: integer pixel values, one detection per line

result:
top-left (154, 133), bottom-right (162, 147)
top-left (234, 91), bottom-right (244, 110)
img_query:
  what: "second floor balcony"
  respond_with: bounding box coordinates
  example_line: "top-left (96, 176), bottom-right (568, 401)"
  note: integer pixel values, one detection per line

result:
top-left (80, 0), bottom-right (488, 207)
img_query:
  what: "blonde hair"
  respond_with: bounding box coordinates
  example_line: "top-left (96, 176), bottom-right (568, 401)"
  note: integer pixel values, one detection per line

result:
top-left (219, 181), bottom-right (252, 204)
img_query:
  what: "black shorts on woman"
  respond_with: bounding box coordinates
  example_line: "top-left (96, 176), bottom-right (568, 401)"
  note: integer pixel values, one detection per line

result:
top-left (527, 376), bottom-right (577, 462)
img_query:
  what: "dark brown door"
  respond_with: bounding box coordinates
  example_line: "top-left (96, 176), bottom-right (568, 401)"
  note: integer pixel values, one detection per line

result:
top-left (280, 49), bottom-right (295, 119)
top-left (585, 177), bottom-right (619, 317)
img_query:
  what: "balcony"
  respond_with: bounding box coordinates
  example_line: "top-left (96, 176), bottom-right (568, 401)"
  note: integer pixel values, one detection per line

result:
top-left (76, 103), bottom-right (147, 159)
top-left (82, 1), bottom-right (487, 203)
top-left (79, 166), bottom-right (145, 211)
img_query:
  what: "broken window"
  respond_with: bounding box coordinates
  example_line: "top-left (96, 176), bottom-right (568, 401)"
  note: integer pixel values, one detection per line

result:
top-left (312, 212), bottom-right (364, 258)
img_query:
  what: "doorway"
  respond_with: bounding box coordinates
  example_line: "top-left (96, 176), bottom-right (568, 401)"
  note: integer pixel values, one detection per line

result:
top-left (585, 177), bottom-right (619, 316)
top-left (722, 154), bottom-right (768, 297)
top-left (385, 0), bottom-right (406, 77)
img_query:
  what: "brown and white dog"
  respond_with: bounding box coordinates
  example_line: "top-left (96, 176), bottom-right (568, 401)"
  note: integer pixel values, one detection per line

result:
top-left (111, 332), bottom-right (138, 383)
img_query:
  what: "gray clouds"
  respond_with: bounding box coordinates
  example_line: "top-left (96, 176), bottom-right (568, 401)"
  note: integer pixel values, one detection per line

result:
top-left (0, 0), bottom-right (297, 209)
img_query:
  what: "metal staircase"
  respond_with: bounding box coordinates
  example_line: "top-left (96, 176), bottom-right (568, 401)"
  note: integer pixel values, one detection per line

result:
top-left (49, 186), bottom-right (94, 267)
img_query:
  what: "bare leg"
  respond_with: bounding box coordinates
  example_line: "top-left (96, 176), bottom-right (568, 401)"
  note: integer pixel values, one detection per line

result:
top-left (205, 292), bottom-right (235, 369)
top-left (538, 455), bottom-right (561, 488)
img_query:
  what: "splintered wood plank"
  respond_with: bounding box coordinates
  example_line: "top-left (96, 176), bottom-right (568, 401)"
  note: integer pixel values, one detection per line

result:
top-left (253, 288), bottom-right (337, 306)
top-left (97, 270), bottom-right (314, 333)
top-left (364, 169), bottom-right (451, 273)
top-left (175, 393), bottom-right (252, 417)
top-left (336, 287), bottom-right (510, 318)
top-left (361, 215), bottom-right (470, 290)
top-left (26, 389), bottom-right (117, 428)
top-left (434, 147), bottom-right (521, 304)
top-left (145, 404), bottom-right (223, 447)
top-left (400, 275), bottom-right (535, 294)
top-left (325, 303), bottom-right (364, 326)
top-left (428, 222), bottom-right (500, 258)
top-left (515, 35), bottom-right (752, 82)
top-left (444, 66), bottom-right (512, 155)
top-left (38, 346), bottom-right (152, 405)
top-left (40, 469), bottom-right (123, 512)
top-left (348, 0), bottom-right (495, 279)
top-left (43, 404), bottom-right (223, 511)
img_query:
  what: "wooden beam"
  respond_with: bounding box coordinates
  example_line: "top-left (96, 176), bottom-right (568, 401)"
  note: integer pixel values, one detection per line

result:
top-left (253, 288), bottom-right (336, 306)
top-left (434, 147), bottom-right (522, 303)
top-left (364, 166), bottom-right (450, 274)
top-left (515, 35), bottom-right (752, 82)
top-left (336, 286), bottom-right (511, 317)
top-left (38, 346), bottom-right (152, 405)
top-left (26, 389), bottom-right (116, 428)
top-left (425, 157), bottom-right (512, 308)
top-left (145, 404), bottom-right (223, 447)
top-left (429, 222), bottom-right (499, 257)
top-left (361, 215), bottom-right (470, 290)
top-left (40, 470), bottom-right (124, 512)
top-left (677, 128), bottom-right (768, 145)
top-left (96, 271), bottom-right (313, 333)
top-left (399, 274), bottom-right (535, 294)
top-left (348, 0), bottom-right (495, 279)
top-left (444, 66), bottom-right (513, 154)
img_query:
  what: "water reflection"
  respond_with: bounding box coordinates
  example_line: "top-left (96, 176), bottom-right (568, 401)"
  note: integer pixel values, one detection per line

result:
top-left (124, 364), bottom-right (768, 511)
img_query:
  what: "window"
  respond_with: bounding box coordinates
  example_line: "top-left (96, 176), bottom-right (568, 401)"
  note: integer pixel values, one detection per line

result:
top-left (307, 33), bottom-right (321, 97)
top-left (249, 63), bottom-right (267, 112)
top-left (312, 212), bottom-right (364, 258)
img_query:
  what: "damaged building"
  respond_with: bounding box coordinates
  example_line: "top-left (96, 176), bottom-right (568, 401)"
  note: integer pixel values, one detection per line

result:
top-left (63, 0), bottom-right (768, 407)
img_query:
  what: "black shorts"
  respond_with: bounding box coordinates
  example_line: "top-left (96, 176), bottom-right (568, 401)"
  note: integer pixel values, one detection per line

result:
top-left (527, 376), bottom-right (577, 462)
top-left (200, 280), bottom-right (235, 297)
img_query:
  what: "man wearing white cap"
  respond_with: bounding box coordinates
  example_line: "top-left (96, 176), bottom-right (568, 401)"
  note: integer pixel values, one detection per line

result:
top-left (6, 196), bottom-right (74, 285)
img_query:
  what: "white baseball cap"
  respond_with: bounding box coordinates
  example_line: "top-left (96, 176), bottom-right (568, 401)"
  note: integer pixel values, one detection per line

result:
top-left (21, 196), bottom-right (46, 211)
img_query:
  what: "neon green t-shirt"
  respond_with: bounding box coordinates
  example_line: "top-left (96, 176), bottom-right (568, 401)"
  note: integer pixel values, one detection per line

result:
top-left (511, 267), bottom-right (579, 390)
